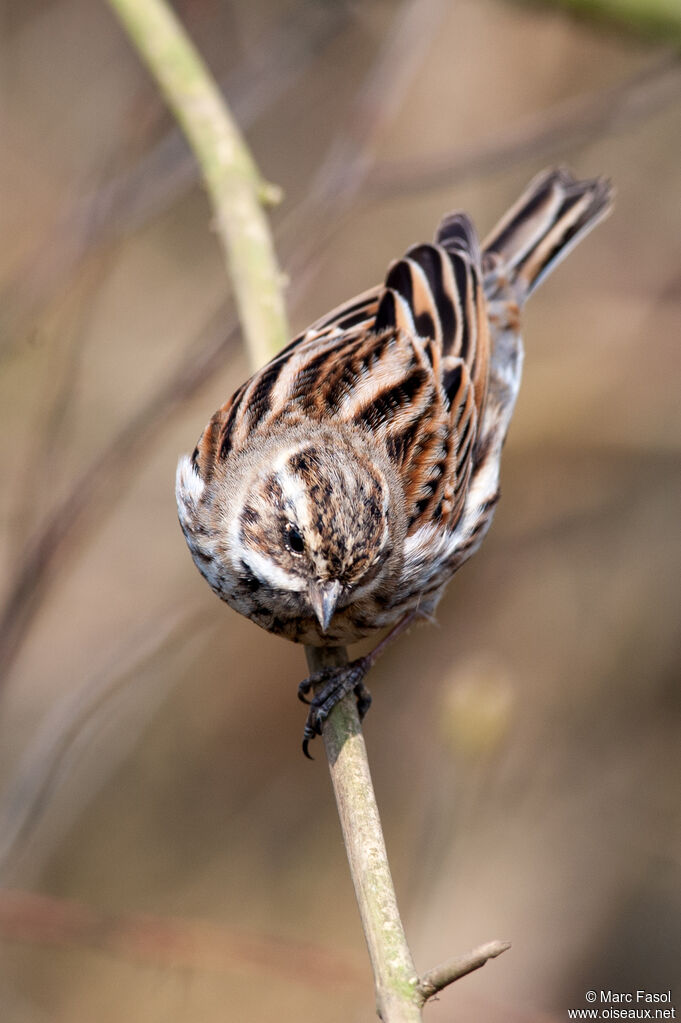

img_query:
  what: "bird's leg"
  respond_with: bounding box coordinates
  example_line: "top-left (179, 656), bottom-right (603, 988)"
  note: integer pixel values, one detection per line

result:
top-left (298, 609), bottom-right (422, 758)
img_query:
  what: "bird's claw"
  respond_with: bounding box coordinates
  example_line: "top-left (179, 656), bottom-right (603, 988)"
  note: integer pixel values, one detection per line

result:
top-left (297, 667), bottom-right (335, 705)
top-left (299, 657), bottom-right (372, 758)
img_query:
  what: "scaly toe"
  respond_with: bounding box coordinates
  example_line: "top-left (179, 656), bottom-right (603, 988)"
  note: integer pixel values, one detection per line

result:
top-left (298, 659), bottom-right (372, 758)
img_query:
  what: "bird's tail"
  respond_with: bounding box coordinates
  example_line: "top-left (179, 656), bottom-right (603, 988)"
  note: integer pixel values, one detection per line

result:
top-left (482, 168), bottom-right (613, 303)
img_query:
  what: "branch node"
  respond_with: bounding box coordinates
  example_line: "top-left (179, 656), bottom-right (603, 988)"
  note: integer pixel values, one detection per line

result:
top-left (259, 180), bottom-right (284, 207)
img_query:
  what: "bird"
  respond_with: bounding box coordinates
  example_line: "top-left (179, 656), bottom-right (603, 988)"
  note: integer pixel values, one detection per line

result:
top-left (176, 167), bottom-right (613, 756)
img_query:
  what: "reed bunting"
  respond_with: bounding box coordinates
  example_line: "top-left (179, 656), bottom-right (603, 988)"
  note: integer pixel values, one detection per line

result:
top-left (177, 168), bottom-right (612, 755)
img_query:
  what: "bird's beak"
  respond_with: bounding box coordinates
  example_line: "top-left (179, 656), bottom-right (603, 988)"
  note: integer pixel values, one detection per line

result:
top-left (309, 579), bottom-right (342, 633)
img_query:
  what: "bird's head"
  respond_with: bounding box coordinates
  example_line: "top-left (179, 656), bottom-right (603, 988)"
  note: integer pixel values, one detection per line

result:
top-left (223, 430), bottom-right (404, 636)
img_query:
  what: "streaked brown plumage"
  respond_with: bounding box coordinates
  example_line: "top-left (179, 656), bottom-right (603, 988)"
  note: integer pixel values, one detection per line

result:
top-left (176, 168), bottom-right (613, 753)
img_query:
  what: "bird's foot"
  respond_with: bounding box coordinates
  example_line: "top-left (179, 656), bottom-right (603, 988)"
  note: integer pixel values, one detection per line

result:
top-left (298, 657), bottom-right (372, 758)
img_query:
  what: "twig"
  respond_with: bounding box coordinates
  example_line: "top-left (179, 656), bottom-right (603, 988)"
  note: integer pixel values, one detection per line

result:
top-left (11, 254), bottom-right (114, 556)
top-left (106, 0), bottom-right (289, 369)
top-left (417, 940), bottom-right (512, 1003)
top-left (306, 648), bottom-right (511, 1019)
top-left (306, 647), bottom-right (422, 1022)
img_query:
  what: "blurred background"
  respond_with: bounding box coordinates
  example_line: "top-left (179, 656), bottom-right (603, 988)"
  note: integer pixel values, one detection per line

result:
top-left (1, 0), bottom-right (680, 1020)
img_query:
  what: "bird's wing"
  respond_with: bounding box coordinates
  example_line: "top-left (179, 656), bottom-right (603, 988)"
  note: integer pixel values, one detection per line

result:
top-left (192, 221), bottom-right (490, 535)
top-left (350, 217), bottom-right (490, 531)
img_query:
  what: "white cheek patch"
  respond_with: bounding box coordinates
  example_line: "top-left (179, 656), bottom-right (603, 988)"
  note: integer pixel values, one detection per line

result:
top-left (225, 489), bottom-right (306, 594)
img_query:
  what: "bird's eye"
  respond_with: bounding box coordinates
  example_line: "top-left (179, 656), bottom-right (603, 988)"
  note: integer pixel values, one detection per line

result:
top-left (285, 523), bottom-right (305, 555)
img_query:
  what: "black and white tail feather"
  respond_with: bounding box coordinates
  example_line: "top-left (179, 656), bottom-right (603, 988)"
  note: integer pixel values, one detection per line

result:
top-left (483, 166), bottom-right (613, 301)
top-left (446, 167), bottom-right (613, 580)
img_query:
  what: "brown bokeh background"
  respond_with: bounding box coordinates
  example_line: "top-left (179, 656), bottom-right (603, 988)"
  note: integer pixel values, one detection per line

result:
top-left (1, 1), bottom-right (680, 1020)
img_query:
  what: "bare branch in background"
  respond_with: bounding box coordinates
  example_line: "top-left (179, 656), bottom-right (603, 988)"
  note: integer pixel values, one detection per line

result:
top-left (11, 255), bottom-right (117, 554)
top-left (1, 2), bottom-right (678, 1018)
top-left (366, 54), bottom-right (681, 198)
top-left (0, 610), bottom-right (206, 882)
top-left (0, 888), bottom-right (367, 990)
top-left (0, 1), bottom-right (348, 351)
top-left (107, 0), bottom-right (289, 367)
top-left (307, 0), bottom-right (451, 208)
top-left (0, 308), bottom-right (237, 686)
top-left (280, 0), bottom-right (452, 292)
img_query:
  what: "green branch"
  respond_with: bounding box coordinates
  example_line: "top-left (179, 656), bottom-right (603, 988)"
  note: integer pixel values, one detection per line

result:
top-left (107, 0), bottom-right (288, 368)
